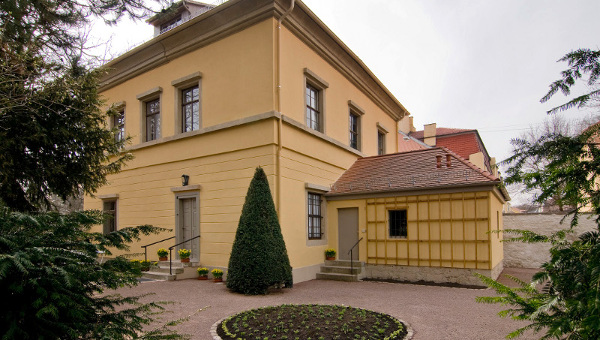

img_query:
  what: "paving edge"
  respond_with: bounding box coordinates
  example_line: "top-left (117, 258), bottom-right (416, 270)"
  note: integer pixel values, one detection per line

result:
top-left (210, 314), bottom-right (413, 339)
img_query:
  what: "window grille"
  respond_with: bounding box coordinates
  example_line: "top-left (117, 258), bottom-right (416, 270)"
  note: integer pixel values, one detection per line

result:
top-left (308, 193), bottom-right (322, 239)
top-left (389, 210), bottom-right (407, 237)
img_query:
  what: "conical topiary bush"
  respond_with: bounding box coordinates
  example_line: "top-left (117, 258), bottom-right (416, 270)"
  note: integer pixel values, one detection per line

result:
top-left (226, 167), bottom-right (293, 294)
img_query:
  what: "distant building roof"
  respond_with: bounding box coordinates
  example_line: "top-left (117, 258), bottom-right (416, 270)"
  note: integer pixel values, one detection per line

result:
top-left (397, 131), bottom-right (430, 152)
top-left (409, 127), bottom-right (473, 140)
top-left (327, 147), bottom-right (507, 199)
top-left (409, 127), bottom-right (492, 173)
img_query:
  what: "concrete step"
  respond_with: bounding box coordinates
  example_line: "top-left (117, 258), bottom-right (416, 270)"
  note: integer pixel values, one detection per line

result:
top-left (157, 260), bottom-right (199, 269)
top-left (152, 267), bottom-right (184, 274)
top-left (316, 272), bottom-right (359, 282)
top-left (142, 271), bottom-right (176, 281)
top-left (325, 259), bottom-right (363, 268)
top-left (320, 265), bottom-right (361, 275)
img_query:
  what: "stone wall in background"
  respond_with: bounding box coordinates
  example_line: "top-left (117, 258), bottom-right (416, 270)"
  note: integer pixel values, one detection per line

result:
top-left (503, 213), bottom-right (597, 268)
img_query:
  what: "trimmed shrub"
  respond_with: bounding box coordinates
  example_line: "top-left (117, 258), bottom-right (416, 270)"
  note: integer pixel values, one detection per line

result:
top-left (226, 167), bottom-right (293, 294)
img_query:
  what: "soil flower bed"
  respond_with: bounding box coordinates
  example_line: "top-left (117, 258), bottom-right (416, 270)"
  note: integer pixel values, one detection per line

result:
top-left (216, 304), bottom-right (407, 340)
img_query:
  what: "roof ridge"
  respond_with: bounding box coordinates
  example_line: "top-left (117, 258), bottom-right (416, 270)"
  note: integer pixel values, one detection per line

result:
top-left (358, 146), bottom-right (445, 161)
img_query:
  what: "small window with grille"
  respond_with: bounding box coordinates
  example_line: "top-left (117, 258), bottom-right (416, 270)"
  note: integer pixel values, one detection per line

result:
top-left (389, 210), bottom-right (407, 238)
top-left (307, 193), bottom-right (323, 239)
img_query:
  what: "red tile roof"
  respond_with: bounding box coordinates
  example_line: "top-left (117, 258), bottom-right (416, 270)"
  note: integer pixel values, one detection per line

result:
top-left (327, 147), bottom-right (500, 196)
top-left (436, 133), bottom-right (481, 160)
top-left (397, 132), bottom-right (429, 152)
top-left (409, 127), bottom-right (491, 172)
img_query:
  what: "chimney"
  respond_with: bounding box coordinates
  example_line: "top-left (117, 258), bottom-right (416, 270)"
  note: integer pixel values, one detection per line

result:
top-left (446, 154), bottom-right (452, 168)
top-left (423, 123), bottom-right (437, 146)
top-left (436, 155), bottom-right (442, 168)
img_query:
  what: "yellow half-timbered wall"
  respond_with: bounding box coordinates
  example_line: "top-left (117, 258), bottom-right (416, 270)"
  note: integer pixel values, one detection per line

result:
top-left (366, 192), bottom-right (498, 270)
top-left (328, 189), bottom-right (504, 274)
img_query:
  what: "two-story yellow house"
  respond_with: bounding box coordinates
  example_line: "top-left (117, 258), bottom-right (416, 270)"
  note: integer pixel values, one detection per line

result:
top-left (87, 0), bottom-right (507, 286)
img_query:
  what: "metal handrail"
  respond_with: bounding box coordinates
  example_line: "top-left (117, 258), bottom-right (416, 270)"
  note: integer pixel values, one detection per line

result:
top-left (141, 236), bottom-right (175, 262)
top-left (348, 237), bottom-right (364, 274)
top-left (168, 235), bottom-right (201, 275)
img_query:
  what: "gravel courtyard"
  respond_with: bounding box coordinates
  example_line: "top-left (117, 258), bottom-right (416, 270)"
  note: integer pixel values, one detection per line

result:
top-left (115, 268), bottom-right (538, 340)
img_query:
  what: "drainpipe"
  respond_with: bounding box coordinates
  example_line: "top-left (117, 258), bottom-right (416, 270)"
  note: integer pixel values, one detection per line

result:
top-left (275, 0), bottom-right (295, 215)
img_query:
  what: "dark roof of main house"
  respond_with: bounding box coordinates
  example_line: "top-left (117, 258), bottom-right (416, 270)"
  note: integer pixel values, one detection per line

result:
top-left (327, 147), bottom-right (503, 197)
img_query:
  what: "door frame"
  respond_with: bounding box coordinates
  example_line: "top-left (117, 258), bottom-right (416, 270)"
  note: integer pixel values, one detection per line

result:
top-left (338, 207), bottom-right (359, 261)
top-left (175, 192), bottom-right (200, 262)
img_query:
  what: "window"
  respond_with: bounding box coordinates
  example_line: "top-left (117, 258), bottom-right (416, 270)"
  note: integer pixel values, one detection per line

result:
top-left (113, 110), bottom-right (125, 143)
top-left (349, 112), bottom-right (360, 150)
top-left (146, 99), bottom-right (161, 141)
top-left (304, 68), bottom-right (328, 133)
top-left (378, 130), bottom-right (386, 155)
top-left (306, 83), bottom-right (321, 131)
top-left (103, 200), bottom-right (117, 234)
top-left (160, 15), bottom-right (182, 34)
top-left (308, 193), bottom-right (323, 239)
top-left (182, 85), bottom-right (200, 132)
top-left (389, 210), bottom-right (407, 237)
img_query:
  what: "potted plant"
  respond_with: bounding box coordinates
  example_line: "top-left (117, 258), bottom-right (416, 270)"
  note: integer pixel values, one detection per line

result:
top-left (212, 268), bottom-right (224, 282)
top-left (178, 248), bottom-right (191, 263)
top-left (325, 248), bottom-right (336, 260)
top-left (157, 248), bottom-right (168, 261)
top-left (197, 267), bottom-right (209, 280)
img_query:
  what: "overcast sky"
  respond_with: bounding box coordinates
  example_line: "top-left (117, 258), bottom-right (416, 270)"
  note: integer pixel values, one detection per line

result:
top-left (92, 0), bottom-right (600, 163)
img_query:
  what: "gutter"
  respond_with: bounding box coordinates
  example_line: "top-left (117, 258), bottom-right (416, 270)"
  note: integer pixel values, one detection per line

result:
top-left (275, 0), bottom-right (295, 215)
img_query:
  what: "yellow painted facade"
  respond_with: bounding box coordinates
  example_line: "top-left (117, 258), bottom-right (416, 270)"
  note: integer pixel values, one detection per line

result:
top-left (86, 1), bottom-right (408, 282)
top-left (86, 0), bottom-right (504, 283)
top-left (326, 189), bottom-right (504, 272)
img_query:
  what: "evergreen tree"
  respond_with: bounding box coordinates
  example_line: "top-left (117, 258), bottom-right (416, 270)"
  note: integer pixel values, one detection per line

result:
top-left (477, 48), bottom-right (600, 339)
top-left (0, 1), bottom-right (188, 338)
top-left (226, 167), bottom-right (293, 295)
top-left (0, 209), bottom-right (186, 339)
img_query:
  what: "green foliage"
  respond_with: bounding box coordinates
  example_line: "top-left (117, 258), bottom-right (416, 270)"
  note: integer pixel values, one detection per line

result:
top-left (325, 248), bottom-right (336, 257)
top-left (0, 0), bottom-right (165, 211)
top-left (478, 48), bottom-right (600, 339)
top-left (226, 167), bottom-right (293, 295)
top-left (212, 268), bottom-right (224, 278)
top-left (197, 267), bottom-right (209, 276)
top-left (0, 208), bottom-right (187, 339)
top-left (541, 48), bottom-right (600, 114)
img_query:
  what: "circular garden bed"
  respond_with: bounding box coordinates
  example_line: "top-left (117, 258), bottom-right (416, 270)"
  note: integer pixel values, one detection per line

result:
top-left (216, 304), bottom-right (408, 339)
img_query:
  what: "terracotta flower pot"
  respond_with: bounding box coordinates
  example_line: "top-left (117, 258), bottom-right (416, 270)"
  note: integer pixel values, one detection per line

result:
top-left (181, 258), bottom-right (190, 263)
top-left (326, 256), bottom-right (335, 261)
top-left (198, 275), bottom-right (208, 280)
top-left (159, 256), bottom-right (168, 261)
top-left (213, 278), bottom-right (223, 282)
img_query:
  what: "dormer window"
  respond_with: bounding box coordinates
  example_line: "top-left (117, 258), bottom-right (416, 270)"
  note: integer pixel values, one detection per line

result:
top-left (160, 15), bottom-right (182, 34)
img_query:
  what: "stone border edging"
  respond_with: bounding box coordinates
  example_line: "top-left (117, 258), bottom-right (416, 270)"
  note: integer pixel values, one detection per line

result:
top-left (210, 311), bottom-right (414, 340)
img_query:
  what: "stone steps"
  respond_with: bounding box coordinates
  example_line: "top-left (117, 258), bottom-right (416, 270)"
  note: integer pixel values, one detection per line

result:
top-left (317, 260), bottom-right (364, 282)
top-left (141, 260), bottom-right (200, 281)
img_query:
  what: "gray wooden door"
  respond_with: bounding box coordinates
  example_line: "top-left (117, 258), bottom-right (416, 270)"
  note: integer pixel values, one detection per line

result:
top-left (338, 208), bottom-right (359, 261)
top-left (178, 197), bottom-right (199, 261)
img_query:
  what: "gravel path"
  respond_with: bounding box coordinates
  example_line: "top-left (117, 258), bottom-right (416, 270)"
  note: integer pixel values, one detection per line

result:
top-left (115, 268), bottom-right (538, 340)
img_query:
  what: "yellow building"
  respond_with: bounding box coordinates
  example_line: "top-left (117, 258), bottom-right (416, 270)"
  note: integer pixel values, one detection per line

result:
top-left (87, 0), bottom-right (507, 285)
